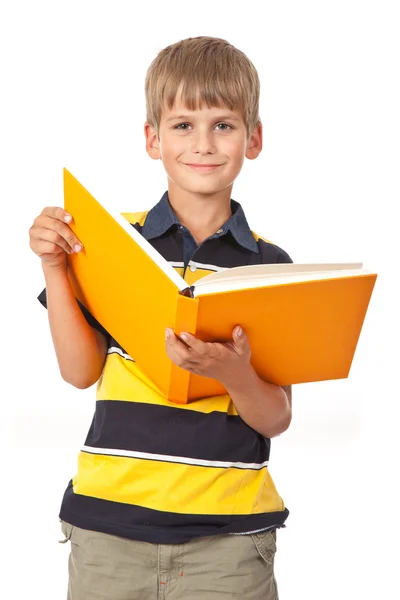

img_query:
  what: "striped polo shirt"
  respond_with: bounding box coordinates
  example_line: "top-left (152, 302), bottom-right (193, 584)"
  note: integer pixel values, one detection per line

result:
top-left (38, 191), bottom-right (293, 544)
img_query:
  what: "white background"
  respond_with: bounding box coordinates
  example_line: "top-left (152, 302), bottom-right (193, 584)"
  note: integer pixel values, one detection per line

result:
top-left (2, 1), bottom-right (399, 599)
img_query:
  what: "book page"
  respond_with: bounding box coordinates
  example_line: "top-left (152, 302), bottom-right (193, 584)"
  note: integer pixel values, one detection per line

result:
top-left (193, 266), bottom-right (375, 297)
top-left (194, 262), bottom-right (364, 289)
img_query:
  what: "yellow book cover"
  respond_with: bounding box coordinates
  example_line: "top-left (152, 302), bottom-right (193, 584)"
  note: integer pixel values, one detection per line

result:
top-left (64, 168), bottom-right (377, 404)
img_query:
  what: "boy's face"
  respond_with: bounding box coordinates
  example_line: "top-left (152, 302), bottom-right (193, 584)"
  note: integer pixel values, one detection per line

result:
top-left (145, 89), bottom-right (262, 197)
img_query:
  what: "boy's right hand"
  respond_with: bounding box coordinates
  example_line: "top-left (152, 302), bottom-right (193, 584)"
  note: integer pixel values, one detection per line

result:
top-left (29, 207), bottom-right (83, 269)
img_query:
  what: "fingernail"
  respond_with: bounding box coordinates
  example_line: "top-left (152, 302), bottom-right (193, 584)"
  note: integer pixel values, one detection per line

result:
top-left (236, 326), bottom-right (243, 337)
top-left (165, 328), bottom-right (171, 339)
top-left (64, 214), bottom-right (72, 223)
top-left (74, 244), bottom-right (82, 252)
top-left (180, 333), bottom-right (188, 341)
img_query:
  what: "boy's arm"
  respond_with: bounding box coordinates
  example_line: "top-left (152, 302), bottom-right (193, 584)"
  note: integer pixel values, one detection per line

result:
top-left (165, 327), bottom-right (292, 438)
top-left (223, 373), bottom-right (292, 438)
top-left (43, 263), bottom-right (108, 389)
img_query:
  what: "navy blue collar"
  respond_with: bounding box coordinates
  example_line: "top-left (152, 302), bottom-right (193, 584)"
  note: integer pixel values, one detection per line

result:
top-left (141, 191), bottom-right (259, 254)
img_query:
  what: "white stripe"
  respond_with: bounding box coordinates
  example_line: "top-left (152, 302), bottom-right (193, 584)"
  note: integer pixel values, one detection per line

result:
top-left (189, 261), bottom-right (227, 272)
top-left (169, 260), bottom-right (227, 272)
top-left (82, 445), bottom-right (269, 470)
top-left (108, 347), bottom-right (134, 361)
top-left (169, 261), bottom-right (185, 268)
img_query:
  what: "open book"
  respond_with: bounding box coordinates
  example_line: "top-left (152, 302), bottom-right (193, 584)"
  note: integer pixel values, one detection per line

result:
top-left (63, 168), bottom-right (377, 403)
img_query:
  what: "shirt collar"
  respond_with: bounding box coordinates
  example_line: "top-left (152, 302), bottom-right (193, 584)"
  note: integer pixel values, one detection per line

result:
top-left (141, 191), bottom-right (259, 254)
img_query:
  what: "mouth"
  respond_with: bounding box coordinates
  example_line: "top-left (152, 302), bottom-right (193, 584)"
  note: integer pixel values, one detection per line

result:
top-left (183, 163), bottom-right (223, 172)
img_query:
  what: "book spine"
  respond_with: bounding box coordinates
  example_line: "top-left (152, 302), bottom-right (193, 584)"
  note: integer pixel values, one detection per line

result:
top-left (168, 295), bottom-right (199, 404)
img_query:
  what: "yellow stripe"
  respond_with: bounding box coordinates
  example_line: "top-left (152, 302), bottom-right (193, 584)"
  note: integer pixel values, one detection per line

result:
top-left (73, 452), bottom-right (284, 515)
top-left (96, 353), bottom-right (238, 415)
top-left (251, 230), bottom-right (273, 245)
top-left (183, 268), bottom-right (215, 286)
top-left (120, 211), bottom-right (149, 227)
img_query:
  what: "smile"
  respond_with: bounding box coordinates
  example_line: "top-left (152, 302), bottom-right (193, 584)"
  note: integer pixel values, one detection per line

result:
top-left (183, 164), bottom-right (222, 172)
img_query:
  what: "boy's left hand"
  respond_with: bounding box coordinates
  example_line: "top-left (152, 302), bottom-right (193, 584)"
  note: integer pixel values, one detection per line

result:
top-left (165, 326), bottom-right (252, 385)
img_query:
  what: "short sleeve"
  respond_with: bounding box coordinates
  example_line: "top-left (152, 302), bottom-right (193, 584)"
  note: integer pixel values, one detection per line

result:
top-left (276, 248), bottom-right (293, 264)
top-left (258, 239), bottom-right (294, 265)
top-left (37, 287), bottom-right (110, 339)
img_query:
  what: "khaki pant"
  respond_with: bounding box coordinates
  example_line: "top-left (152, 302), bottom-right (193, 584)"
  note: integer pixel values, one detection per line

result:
top-left (59, 521), bottom-right (279, 599)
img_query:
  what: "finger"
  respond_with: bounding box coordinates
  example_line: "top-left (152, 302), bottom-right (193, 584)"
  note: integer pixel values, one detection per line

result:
top-left (32, 215), bottom-right (83, 252)
top-left (232, 326), bottom-right (250, 354)
top-left (30, 239), bottom-right (67, 256)
top-left (233, 326), bottom-right (245, 339)
top-left (41, 206), bottom-right (74, 224)
top-left (179, 332), bottom-right (207, 355)
top-left (30, 225), bottom-right (76, 254)
top-left (165, 329), bottom-right (192, 362)
top-left (166, 347), bottom-right (198, 373)
top-left (165, 329), bottom-right (188, 351)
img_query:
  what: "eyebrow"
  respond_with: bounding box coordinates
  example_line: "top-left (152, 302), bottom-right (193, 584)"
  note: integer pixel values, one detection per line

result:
top-left (165, 114), bottom-right (242, 123)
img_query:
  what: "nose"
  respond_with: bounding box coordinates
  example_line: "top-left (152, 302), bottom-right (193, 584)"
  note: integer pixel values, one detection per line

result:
top-left (191, 127), bottom-right (217, 154)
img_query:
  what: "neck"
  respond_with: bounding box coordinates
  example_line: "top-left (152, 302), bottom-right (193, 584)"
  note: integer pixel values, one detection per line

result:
top-left (167, 183), bottom-right (233, 245)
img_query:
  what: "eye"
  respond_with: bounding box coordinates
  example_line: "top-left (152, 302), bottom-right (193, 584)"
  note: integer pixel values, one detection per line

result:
top-left (215, 122), bottom-right (233, 131)
top-left (174, 123), bottom-right (191, 130)
top-left (174, 122), bottom-right (233, 131)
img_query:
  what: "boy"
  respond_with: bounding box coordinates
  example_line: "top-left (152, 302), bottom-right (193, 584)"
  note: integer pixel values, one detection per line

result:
top-left (29, 36), bottom-right (293, 600)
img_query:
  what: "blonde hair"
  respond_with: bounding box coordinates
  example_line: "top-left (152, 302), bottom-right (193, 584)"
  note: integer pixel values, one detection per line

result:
top-left (145, 36), bottom-right (261, 140)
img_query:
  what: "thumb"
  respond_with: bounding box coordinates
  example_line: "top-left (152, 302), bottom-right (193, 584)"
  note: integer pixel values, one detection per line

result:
top-left (232, 326), bottom-right (251, 358)
top-left (233, 326), bottom-right (247, 345)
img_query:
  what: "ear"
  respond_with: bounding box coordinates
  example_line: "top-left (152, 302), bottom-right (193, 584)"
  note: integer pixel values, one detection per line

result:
top-left (144, 121), bottom-right (161, 160)
top-left (245, 121), bottom-right (263, 160)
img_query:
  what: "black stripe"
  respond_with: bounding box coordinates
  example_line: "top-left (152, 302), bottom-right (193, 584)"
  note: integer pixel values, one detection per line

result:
top-left (60, 480), bottom-right (289, 544)
top-left (84, 400), bottom-right (270, 464)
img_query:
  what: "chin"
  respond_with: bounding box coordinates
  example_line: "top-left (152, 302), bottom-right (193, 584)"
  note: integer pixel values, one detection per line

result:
top-left (179, 175), bottom-right (229, 190)
top-left (181, 184), bottom-right (226, 196)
